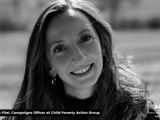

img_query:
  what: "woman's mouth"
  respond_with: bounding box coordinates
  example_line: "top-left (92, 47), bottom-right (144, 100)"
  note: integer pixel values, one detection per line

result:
top-left (70, 63), bottom-right (94, 76)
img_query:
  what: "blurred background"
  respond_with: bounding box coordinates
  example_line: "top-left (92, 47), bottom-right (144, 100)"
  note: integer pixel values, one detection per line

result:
top-left (0, 0), bottom-right (160, 113)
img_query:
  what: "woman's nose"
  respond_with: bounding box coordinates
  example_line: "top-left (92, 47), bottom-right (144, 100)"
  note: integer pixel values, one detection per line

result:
top-left (71, 47), bottom-right (87, 63)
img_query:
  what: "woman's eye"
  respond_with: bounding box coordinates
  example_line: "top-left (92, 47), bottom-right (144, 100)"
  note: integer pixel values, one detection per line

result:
top-left (80, 34), bottom-right (93, 43)
top-left (53, 45), bottom-right (66, 53)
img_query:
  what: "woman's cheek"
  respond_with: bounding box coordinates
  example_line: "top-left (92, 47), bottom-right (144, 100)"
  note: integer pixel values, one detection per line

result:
top-left (52, 53), bottom-right (71, 66)
top-left (83, 41), bottom-right (101, 56)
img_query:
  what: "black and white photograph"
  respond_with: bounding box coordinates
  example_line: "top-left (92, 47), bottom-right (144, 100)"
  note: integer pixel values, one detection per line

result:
top-left (0, 0), bottom-right (160, 120)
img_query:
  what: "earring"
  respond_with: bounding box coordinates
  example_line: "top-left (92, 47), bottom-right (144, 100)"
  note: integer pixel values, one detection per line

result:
top-left (105, 55), bottom-right (108, 61)
top-left (103, 55), bottom-right (108, 64)
top-left (51, 76), bottom-right (56, 86)
top-left (102, 49), bottom-right (108, 63)
top-left (49, 67), bottom-right (57, 86)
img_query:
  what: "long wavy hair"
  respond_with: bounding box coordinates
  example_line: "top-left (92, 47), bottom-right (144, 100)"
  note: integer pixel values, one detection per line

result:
top-left (7, 0), bottom-right (147, 120)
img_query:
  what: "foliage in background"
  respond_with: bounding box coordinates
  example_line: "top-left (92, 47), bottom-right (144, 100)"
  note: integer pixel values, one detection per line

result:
top-left (0, 0), bottom-right (160, 31)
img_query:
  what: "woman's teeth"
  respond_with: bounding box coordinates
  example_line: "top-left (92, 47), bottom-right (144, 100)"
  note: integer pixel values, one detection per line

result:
top-left (72, 65), bottom-right (91, 75)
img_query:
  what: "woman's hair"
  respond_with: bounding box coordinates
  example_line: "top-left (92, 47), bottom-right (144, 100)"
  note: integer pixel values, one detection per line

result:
top-left (8, 0), bottom-right (147, 120)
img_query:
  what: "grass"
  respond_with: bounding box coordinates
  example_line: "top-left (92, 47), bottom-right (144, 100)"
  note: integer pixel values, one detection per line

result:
top-left (0, 30), bottom-right (160, 110)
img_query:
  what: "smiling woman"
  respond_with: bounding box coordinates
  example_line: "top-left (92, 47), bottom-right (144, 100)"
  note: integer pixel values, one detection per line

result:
top-left (45, 10), bottom-right (103, 99)
top-left (3, 0), bottom-right (160, 120)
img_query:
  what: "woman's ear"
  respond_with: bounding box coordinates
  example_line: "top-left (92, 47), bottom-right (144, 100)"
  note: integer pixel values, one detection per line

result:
top-left (102, 49), bottom-right (106, 56)
top-left (49, 67), bottom-right (57, 77)
top-left (44, 56), bottom-right (57, 76)
top-left (102, 49), bottom-right (108, 62)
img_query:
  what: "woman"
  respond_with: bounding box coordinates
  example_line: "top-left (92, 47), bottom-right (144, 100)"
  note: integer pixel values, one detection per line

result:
top-left (4, 0), bottom-right (159, 120)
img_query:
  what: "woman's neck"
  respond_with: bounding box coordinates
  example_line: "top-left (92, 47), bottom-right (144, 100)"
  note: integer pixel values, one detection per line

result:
top-left (63, 84), bottom-right (95, 99)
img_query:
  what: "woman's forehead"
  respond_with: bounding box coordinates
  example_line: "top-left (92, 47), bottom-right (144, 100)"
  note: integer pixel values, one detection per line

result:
top-left (46, 10), bottom-right (95, 43)
top-left (47, 9), bottom-right (93, 29)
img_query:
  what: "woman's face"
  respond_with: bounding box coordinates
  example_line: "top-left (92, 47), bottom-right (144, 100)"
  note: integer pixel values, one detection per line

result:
top-left (46, 10), bottom-right (103, 91)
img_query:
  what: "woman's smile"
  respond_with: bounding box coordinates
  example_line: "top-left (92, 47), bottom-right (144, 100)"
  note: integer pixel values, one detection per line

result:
top-left (70, 63), bottom-right (94, 78)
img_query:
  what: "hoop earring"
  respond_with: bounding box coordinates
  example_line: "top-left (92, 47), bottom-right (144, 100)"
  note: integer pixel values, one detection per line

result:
top-left (51, 76), bottom-right (56, 86)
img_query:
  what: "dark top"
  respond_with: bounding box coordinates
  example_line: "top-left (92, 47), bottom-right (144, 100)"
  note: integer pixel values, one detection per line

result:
top-left (62, 93), bottom-right (96, 110)
top-left (61, 93), bottom-right (97, 120)
top-left (62, 93), bottom-right (160, 120)
top-left (2, 94), bottom-right (160, 120)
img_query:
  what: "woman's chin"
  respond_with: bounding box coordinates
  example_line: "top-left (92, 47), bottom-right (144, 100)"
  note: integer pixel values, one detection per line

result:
top-left (68, 63), bottom-right (99, 89)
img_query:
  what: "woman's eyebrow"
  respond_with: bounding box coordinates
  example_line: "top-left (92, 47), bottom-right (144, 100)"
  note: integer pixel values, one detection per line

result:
top-left (78, 28), bottom-right (91, 36)
top-left (49, 40), bottom-right (64, 48)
